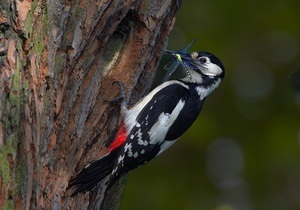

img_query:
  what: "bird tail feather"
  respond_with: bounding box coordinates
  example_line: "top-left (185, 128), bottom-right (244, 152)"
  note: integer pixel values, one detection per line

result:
top-left (68, 147), bottom-right (121, 196)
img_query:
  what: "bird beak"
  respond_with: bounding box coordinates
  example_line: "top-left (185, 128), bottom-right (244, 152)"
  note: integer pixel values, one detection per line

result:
top-left (164, 50), bottom-right (184, 62)
top-left (164, 50), bottom-right (205, 71)
top-left (164, 50), bottom-right (190, 65)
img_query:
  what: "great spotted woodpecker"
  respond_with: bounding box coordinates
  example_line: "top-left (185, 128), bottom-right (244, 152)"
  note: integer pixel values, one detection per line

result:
top-left (68, 49), bottom-right (225, 196)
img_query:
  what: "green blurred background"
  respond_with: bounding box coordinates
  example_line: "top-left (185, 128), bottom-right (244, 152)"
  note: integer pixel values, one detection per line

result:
top-left (122, 1), bottom-right (300, 209)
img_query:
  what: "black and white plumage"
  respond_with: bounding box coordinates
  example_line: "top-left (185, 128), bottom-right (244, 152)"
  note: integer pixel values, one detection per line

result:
top-left (68, 50), bottom-right (225, 196)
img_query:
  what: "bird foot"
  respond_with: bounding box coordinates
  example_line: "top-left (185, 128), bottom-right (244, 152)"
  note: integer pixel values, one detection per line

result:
top-left (109, 81), bottom-right (127, 108)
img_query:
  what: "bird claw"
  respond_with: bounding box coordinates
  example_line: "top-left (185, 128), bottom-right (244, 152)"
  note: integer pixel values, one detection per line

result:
top-left (108, 81), bottom-right (127, 108)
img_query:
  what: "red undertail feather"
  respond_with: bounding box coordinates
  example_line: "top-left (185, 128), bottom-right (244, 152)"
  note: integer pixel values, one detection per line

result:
top-left (108, 122), bottom-right (127, 152)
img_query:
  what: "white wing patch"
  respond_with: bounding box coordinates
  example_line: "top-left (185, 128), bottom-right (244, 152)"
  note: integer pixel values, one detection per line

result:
top-left (148, 99), bottom-right (185, 145)
top-left (122, 81), bottom-right (189, 134)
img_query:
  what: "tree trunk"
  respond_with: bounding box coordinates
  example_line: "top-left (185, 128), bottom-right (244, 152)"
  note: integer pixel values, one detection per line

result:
top-left (0, 0), bottom-right (182, 209)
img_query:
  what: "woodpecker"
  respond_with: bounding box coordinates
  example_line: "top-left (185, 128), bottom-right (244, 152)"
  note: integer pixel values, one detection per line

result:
top-left (68, 49), bottom-right (225, 196)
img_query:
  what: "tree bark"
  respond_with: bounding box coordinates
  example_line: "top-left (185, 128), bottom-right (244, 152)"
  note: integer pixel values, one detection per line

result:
top-left (0, 0), bottom-right (182, 209)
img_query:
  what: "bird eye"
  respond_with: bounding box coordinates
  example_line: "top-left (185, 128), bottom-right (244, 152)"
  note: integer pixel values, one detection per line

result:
top-left (199, 57), bottom-right (207, 63)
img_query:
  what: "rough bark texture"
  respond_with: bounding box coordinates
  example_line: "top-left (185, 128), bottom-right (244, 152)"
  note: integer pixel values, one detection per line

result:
top-left (0, 0), bottom-right (182, 209)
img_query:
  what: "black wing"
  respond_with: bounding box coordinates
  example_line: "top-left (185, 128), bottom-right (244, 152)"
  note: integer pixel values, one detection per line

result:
top-left (111, 83), bottom-right (190, 176)
top-left (165, 83), bottom-right (204, 140)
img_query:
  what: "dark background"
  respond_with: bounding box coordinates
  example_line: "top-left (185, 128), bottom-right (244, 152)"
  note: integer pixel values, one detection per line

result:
top-left (122, 1), bottom-right (300, 209)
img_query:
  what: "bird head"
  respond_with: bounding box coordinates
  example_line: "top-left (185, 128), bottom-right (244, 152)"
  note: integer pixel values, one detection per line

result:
top-left (164, 50), bottom-right (225, 84)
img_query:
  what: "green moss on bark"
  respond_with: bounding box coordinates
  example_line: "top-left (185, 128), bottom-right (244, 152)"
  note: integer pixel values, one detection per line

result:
top-left (0, 34), bottom-right (28, 209)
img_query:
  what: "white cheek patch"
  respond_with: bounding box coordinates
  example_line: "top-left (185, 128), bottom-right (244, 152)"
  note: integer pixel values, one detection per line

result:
top-left (202, 63), bottom-right (223, 76)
